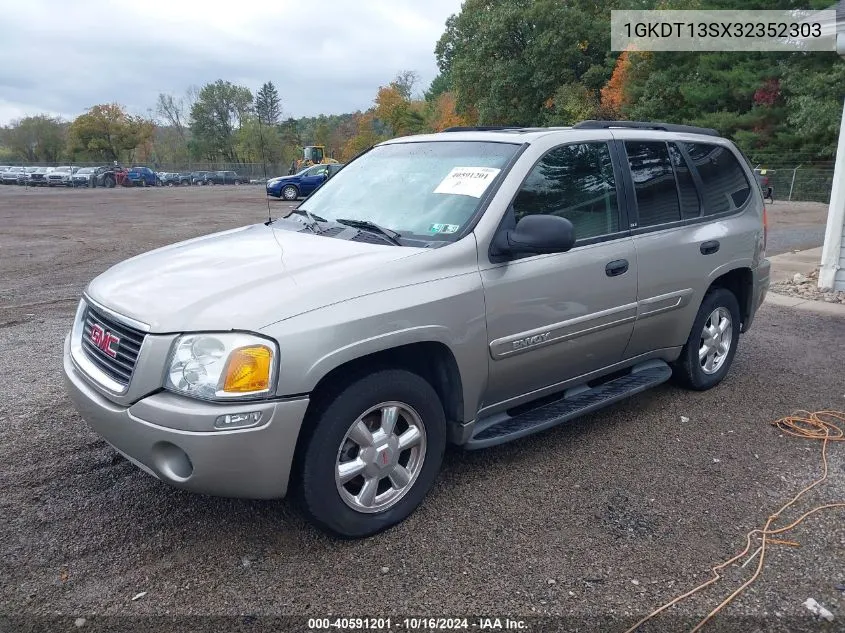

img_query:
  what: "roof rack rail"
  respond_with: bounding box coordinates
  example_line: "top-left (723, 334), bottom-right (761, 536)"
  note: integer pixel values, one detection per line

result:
top-left (573, 120), bottom-right (719, 137)
top-left (441, 126), bottom-right (525, 132)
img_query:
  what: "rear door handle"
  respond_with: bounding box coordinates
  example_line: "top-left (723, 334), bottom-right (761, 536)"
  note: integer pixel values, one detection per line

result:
top-left (605, 259), bottom-right (629, 277)
top-left (700, 240), bottom-right (720, 255)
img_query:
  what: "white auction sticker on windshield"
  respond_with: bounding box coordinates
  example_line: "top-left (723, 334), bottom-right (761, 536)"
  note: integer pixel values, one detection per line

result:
top-left (434, 167), bottom-right (501, 198)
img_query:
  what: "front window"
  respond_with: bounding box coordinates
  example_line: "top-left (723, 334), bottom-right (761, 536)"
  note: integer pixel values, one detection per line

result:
top-left (305, 165), bottom-right (328, 177)
top-left (300, 141), bottom-right (519, 241)
top-left (513, 142), bottom-right (620, 241)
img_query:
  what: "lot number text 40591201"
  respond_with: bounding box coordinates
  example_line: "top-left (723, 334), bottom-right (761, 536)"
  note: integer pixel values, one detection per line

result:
top-left (307, 617), bottom-right (529, 630)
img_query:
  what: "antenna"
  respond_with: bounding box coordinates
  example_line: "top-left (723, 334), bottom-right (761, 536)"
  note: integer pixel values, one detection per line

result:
top-left (256, 108), bottom-right (272, 224)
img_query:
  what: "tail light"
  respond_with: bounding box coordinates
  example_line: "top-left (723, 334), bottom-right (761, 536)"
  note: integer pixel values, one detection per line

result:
top-left (762, 205), bottom-right (768, 254)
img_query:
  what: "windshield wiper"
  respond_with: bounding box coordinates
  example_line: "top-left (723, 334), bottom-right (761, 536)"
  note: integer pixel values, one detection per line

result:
top-left (289, 208), bottom-right (326, 233)
top-left (335, 218), bottom-right (402, 245)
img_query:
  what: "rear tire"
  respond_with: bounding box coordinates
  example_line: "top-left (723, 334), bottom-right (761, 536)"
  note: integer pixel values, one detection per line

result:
top-left (297, 369), bottom-right (446, 538)
top-left (672, 287), bottom-right (741, 391)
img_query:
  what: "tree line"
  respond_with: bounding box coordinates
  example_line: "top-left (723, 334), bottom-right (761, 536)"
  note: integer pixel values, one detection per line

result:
top-left (0, 72), bottom-right (468, 168)
top-left (434, 0), bottom-right (843, 167)
top-left (1, 0), bottom-right (842, 170)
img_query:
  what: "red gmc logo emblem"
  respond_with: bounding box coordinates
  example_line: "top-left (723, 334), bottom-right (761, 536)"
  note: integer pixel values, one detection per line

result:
top-left (90, 324), bottom-right (120, 358)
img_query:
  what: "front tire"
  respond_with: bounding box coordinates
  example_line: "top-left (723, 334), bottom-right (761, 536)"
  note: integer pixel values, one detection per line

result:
top-left (297, 369), bottom-right (446, 538)
top-left (672, 287), bottom-right (741, 391)
top-left (282, 185), bottom-right (298, 200)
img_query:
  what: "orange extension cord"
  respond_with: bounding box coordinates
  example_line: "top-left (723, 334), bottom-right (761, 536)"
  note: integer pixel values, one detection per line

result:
top-left (624, 410), bottom-right (845, 633)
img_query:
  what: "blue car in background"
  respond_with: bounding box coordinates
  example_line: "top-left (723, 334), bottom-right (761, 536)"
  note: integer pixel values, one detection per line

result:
top-left (125, 166), bottom-right (160, 187)
top-left (266, 163), bottom-right (344, 200)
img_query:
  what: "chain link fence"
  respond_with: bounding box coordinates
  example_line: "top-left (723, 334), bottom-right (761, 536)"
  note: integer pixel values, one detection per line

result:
top-left (1, 159), bottom-right (837, 202)
top-left (751, 165), bottom-right (836, 204)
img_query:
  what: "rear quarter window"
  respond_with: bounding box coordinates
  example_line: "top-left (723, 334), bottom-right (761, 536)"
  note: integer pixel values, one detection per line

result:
top-left (683, 143), bottom-right (752, 215)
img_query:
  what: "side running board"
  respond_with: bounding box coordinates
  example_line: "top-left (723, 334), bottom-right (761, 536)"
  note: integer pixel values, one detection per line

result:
top-left (465, 360), bottom-right (672, 450)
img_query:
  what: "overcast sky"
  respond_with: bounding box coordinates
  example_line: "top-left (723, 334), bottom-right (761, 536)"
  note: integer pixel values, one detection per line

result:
top-left (0, 0), bottom-right (462, 125)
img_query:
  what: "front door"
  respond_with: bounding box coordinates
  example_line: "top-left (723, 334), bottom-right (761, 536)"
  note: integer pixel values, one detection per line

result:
top-left (479, 141), bottom-right (638, 409)
top-left (300, 165), bottom-right (328, 195)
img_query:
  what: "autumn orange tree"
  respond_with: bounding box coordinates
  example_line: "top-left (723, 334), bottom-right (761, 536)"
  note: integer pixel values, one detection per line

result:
top-left (374, 83), bottom-right (426, 137)
top-left (341, 112), bottom-right (383, 162)
top-left (600, 51), bottom-right (632, 119)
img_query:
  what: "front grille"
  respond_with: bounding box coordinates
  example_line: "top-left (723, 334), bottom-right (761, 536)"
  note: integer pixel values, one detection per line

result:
top-left (80, 304), bottom-right (146, 386)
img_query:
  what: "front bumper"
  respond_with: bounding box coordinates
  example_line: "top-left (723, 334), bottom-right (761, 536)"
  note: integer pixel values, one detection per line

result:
top-left (63, 335), bottom-right (309, 499)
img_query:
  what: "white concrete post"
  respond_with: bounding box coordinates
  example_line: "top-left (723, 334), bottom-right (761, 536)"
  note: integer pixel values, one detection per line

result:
top-left (818, 29), bottom-right (845, 291)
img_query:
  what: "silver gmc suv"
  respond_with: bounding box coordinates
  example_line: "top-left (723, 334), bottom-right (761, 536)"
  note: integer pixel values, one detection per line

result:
top-left (63, 121), bottom-right (771, 537)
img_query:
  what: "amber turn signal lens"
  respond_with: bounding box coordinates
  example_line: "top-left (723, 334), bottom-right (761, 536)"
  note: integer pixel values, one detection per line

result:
top-left (221, 345), bottom-right (273, 393)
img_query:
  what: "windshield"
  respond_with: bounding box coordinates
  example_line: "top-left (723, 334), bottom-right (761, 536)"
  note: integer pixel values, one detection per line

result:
top-left (77, 168), bottom-right (94, 174)
top-left (300, 141), bottom-right (519, 241)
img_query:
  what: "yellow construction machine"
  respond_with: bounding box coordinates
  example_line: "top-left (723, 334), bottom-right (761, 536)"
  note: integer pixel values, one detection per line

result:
top-left (293, 145), bottom-right (339, 172)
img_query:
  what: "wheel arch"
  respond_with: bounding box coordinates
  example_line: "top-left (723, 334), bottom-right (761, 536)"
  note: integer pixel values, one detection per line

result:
top-left (705, 265), bottom-right (754, 331)
top-left (304, 340), bottom-right (465, 426)
top-left (289, 340), bottom-right (465, 491)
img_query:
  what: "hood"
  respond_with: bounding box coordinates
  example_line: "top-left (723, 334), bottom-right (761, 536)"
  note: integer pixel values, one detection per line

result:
top-left (86, 222), bottom-right (428, 333)
top-left (268, 175), bottom-right (298, 185)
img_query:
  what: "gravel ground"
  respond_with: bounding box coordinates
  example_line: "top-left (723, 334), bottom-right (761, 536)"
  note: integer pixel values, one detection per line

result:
top-left (763, 201), bottom-right (829, 256)
top-left (0, 188), bottom-right (843, 633)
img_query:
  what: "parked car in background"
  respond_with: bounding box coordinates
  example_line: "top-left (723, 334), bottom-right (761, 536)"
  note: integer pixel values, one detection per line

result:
top-left (191, 171), bottom-right (213, 185)
top-left (2, 166), bottom-right (26, 185)
top-left (266, 163), bottom-right (344, 200)
top-left (159, 172), bottom-right (180, 186)
top-left (71, 167), bottom-right (99, 187)
top-left (46, 166), bottom-right (79, 187)
top-left (177, 172), bottom-right (193, 185)
top-left (28, 167), bottom-right (52, 186)
top-left (206, 170), bottom-right (246, 185)
top-left (124, 166), bottom-right (160, 187)
top-left (2, 166), bottom-right (21, 184)
top-left (19, 166), bottom-right (40, 185)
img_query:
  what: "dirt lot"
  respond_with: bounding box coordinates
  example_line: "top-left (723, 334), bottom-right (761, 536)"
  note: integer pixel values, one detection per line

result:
top-left (0, 187), bottom-right (843, 632)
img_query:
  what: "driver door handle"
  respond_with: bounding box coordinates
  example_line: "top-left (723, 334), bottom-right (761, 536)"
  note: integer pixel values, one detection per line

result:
top-left (605, 259), bottom-right (629, 277)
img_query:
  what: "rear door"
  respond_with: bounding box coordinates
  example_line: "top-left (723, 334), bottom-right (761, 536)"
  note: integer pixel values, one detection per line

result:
top-left (618, 136), bottom-right (756, 358)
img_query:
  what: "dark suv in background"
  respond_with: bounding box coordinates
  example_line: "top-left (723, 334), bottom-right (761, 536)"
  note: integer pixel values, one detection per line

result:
top-left (191, 171), bottom-right (213, 185)
top-left (206, 170), bottom-right (245, 185)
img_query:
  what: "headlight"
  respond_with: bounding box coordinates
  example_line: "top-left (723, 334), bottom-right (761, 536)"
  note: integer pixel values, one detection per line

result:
top-left (165, 332), bottom-right (277, 400)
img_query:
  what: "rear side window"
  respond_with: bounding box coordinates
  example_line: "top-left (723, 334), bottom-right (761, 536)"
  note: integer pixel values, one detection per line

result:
top-left (683, 143), bottom-right (752, 215)
top-left (624, 141), bottom-right (681, 227)
top-left (668, 143), bottom-right (700, 218)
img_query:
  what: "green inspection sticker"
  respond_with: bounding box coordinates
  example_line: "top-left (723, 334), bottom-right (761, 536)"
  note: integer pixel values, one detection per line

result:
top-left (429, 223), bottom-right (460, 234)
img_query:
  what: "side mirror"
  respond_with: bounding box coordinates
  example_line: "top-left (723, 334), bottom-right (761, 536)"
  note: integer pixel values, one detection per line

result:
top-left (493, 214), bottom-right (576, 258)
